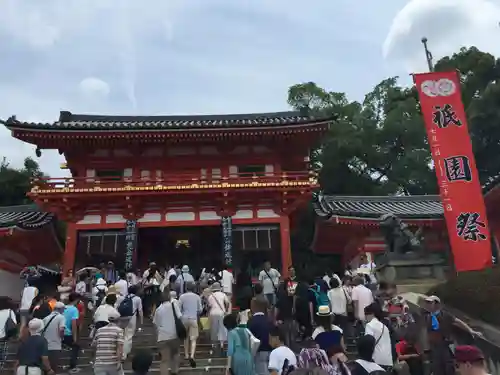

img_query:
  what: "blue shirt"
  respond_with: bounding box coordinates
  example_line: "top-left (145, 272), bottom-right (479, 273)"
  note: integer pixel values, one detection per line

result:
top-left (63, 305), bottom-right (79, 336)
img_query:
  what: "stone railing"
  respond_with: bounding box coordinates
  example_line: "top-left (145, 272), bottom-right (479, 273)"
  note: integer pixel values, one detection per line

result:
top-left (406, 294), bottom-right (500, 375)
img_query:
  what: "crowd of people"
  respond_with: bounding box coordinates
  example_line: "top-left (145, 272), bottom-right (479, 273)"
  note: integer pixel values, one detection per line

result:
top-left (0, 256), bottom-right (490, 375)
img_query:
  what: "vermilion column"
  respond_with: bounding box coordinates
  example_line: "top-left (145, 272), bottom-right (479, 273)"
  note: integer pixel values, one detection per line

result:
top-left (63, 222), bottom-right (78, 275)
top-left (280, 216), bottom-right (292, 278)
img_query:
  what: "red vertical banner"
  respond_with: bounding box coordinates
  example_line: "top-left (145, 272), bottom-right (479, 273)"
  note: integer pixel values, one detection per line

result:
top-left (414, 71), bottom-right (492, 272)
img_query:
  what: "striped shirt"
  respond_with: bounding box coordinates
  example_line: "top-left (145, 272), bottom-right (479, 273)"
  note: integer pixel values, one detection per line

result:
top-left (92, 323), bottom-right (124, 366)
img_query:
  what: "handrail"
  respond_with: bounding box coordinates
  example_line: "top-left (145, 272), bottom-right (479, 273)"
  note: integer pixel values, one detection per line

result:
top-left (409, 299), bottom-right (500, 375)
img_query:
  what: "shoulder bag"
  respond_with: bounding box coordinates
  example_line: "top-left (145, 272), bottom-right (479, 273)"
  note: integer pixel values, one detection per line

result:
top-left (264, 269), bottom-right (278, 293)
top-left (4, 309), bottom-right (17, 339)
top-left (342, 287), bottom-right (354, 314)
top-left (171, 301), bottom-right (187, 340)
top-left (375, 324), bottom-right (385, 346)
top-left (42, 313), bottom-right (58, 336)
top-left (210, 293), bottom-right (227, 315)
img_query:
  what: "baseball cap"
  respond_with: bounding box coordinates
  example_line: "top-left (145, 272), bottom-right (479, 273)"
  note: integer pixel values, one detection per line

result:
top-left (424, 295), bottom-right (441, 303)
top-left (108, 310), bottom-right (121, 321)
top-left (455, 345), bottom-right (484, 363)
top-left (54, 301), bottom-right (65, 309)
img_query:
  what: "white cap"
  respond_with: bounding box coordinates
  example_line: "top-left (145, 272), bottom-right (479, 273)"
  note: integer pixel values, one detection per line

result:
top-left (108, 310), bottom-right (121, 321)
top-left (28, 318), bottom-right (44, 334)
top-left (181, 265), bottom-right (190, 273)
top-left (425, 295), bottom-right (441, 304)
top-left (54, 301), bottom-right (65, 309)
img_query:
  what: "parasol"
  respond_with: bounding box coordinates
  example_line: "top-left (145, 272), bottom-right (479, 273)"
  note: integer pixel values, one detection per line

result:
top-left (76, 266), bottom-right (100, 275)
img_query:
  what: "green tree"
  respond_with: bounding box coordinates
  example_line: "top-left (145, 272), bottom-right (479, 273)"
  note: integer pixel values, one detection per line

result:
top-left (288, 79), bottom-right (437, 195)
top-left (288, 47), bottom-right (500, 196)
top-left (0, 157), bottom-right (45, 206)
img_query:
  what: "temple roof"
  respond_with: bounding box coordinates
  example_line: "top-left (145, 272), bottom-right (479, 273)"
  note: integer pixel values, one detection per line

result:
top-left (0, 204), bottom-right (55, 231)
top-left (483, 173), bottom-right (500, 195)
top-left (313, 194), bottom-right (444, 219)
top-left (314, 174), bottom-right (500, 221)
top-left (2, 110), bottom-right (334, 131)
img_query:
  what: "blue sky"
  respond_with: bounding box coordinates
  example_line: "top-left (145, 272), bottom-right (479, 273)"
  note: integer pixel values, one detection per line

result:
top-left (1, 0), bottom-right (500, 177)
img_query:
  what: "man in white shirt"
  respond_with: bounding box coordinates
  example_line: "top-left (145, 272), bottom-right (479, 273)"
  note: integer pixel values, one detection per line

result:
top-left (268, 325), bottom-right (297, 375)
top-left (218, 266), bottom-right (234, 295)
top-left (364, 303), bottom-right (393, 369)
top-left (351, 276), bottom-right (374, 323)
top-left (165, 265), bottom-right (177, 281)
top-left (258, 261), bottom-right (280, 306)
top-left (123, 285), bottom-right (143, 360)
top-left (75, 274), bottom-right (87, 296)
top-left (126, 270), bottom-right (141, 286)
top-left (179, 282), bottom-right (202, 366)
top-left (176, 265), bottom-right (195, 295)
top-left (114, 270), bottom-right (129, 297)
top-left (153, 289), bottom-right (183, 375)
top-left (42, 301), bottom-right (67, 372)
top-left (359, 254), bottom-right (377, 285)
top-left (218, 265), bottom-right (234, 311)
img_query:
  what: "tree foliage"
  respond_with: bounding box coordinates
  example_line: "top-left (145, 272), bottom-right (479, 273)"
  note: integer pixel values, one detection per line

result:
top-left (288, 46), bottom-right (500, 196)
top-left (0, 157), bottom-right (45, 206)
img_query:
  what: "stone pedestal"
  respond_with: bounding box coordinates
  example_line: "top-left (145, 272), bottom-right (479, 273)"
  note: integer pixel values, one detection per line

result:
top-left (376, 253), bottom-right (446, 283)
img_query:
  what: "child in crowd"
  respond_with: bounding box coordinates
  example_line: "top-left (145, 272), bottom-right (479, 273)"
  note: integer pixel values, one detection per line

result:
top-left (395, 331), bottom-right (423, 375)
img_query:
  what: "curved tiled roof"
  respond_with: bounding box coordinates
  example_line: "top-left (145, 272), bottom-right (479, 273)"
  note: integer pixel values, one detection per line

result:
top-left (314, 174), bottom-right (500, 220)
top-left (0, 204), bottom-right (55, 230)
top-left (2, 110), bottom-right (335, 131)
top-left (313, 194), bottom-right (444, 219)
top-left (482, 173), bottom-right (500, 195)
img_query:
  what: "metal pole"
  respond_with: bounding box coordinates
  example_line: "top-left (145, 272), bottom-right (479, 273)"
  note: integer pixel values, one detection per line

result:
top-left (421, 37), bottom-right (434, 72)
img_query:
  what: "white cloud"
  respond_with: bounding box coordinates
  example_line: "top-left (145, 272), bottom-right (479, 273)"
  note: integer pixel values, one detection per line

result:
top-left (0, 0), bottom-right (60, 49)
top-left (0, 0), bottom-right (404, 178)
top-left (79, 77), bottom-right (110, 98)
top-left (383, 0), bottom-right (500, 72)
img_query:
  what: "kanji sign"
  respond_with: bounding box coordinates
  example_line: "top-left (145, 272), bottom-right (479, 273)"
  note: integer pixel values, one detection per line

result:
top-left (124, 220), bottom-right (138, 271)
top-left (432, 104), bottom-right (462, 128)
top-left (443, 156), bottom-right (472, 182)
top-left (456, 212), bottom-right (487, 242)
top-left (221, 216), bottom-right (233, 266)
top-left (414, 71), bottom-right (492, 272)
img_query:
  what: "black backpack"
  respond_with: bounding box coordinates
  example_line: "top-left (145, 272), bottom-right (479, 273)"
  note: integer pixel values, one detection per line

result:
top-left (118, 295), bottom-right (134, 317)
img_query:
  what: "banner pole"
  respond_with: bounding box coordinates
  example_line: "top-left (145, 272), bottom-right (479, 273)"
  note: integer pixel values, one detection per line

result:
top-left (421, 37), bottom-right (434, 72)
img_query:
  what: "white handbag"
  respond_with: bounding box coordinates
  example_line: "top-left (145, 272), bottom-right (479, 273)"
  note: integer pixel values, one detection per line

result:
top-left (246, 329), bottom-right (261, 357)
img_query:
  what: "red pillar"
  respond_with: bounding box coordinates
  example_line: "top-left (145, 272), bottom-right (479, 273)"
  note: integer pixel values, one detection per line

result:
top-left (280, 216), bottom-right (292, 278)
top-left (63, 223), bottom-right (77, 275)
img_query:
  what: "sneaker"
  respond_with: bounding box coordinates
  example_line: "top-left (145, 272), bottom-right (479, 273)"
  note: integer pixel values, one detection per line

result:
top-left (189, 358), bottom-right (196, 368)
top-left (69, 368), bottom-right (81, 373)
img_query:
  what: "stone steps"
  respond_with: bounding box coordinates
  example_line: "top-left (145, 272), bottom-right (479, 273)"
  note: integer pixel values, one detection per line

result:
top-left (6, 317), bottom-right (359, 374)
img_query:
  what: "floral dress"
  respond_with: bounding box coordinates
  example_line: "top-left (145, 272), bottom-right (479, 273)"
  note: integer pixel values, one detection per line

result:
top-left (227, 327), bottom-right (255, 375)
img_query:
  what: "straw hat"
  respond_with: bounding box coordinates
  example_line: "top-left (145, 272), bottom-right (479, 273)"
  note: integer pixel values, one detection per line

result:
top-left (107, 285), bottom-right (118, 295)
top-left (316, 305), bottom-right (333, 316)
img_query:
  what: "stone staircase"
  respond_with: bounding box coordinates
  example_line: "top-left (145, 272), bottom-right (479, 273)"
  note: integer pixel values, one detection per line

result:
top-left (4, 319), bottom-right (227, 374)
top-left (4, 319), bottom-right (359, 374)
